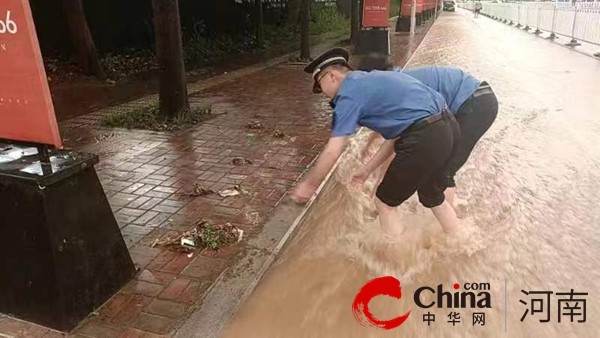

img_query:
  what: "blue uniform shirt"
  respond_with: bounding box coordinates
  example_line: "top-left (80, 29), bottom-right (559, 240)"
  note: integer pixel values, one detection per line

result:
top-left (401, 66), bottom-right (481, 114)
top-left (331, 70), bottom-right (447, 139)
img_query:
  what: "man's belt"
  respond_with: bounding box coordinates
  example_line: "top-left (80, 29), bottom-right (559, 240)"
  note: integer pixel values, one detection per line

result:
top-left (405, 110), bottom-right (449, 134)
top-left (473, 81), bottom-right (493, 98)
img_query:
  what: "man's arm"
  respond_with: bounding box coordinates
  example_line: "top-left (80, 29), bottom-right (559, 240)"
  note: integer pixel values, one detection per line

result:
top-left (303, 136), bottom-right (348, 187)
top-left (364, 139), bottom-right (395, 174)
top-left (291, 136), bottom-right (349, 203)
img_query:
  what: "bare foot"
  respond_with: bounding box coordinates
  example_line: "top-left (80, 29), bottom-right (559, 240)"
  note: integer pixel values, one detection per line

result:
top-left (422, 236), bottom-right (433, 250)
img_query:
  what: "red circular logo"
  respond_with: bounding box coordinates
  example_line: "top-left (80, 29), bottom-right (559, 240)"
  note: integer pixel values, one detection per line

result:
top-left (352, 276), bottom-right (412, 330)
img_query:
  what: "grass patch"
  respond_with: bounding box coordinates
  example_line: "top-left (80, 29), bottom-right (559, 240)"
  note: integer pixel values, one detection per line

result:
top-left (100, 102), bottom-right (213, 131)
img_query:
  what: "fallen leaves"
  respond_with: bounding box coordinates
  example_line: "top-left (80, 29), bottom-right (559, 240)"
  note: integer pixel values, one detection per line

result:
top-left (232, 157), bottom-right (253, 165)
top-left (246, 121), bottom-right (264, 130)
top-left (179, 183), bottom-right (214, 197)
top-left (151, 220), bottom-right (243, 252)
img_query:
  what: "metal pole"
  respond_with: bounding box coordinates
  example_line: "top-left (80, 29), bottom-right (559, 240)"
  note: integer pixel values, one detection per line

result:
top-left (548, 4), bottom-right (557, 39)
top-left (566, 6), bottom-right (581, 45)
top-left (534, 5), bottom-right (541, 34)
top-left (410, 0), bottom-right (417, 36)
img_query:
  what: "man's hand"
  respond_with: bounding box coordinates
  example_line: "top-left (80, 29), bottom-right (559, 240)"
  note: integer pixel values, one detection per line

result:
top-left (290, 181), bottom-right (318, 204)
top-left (290, 136), bottom-right (349, 204)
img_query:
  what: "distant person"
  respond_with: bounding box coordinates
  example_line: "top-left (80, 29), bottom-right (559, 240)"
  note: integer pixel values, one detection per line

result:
top-left (474, 1), bottom-right (482, 18)
top-left (357, 54), bottom-right (498, 211)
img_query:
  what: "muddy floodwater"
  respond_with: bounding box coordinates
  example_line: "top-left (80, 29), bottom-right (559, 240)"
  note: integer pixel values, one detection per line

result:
top-left (221, 11), bottom-right (600, 338)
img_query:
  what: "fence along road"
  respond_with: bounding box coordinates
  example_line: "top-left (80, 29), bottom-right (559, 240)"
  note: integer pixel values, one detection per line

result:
top-left (459, 2), bottom-right (600, 54)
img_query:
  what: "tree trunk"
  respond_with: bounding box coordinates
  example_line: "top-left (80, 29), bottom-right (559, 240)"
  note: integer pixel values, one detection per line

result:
top-left (358, 0), bottom-right (364, 27)
top-left (287, 0), bottom-right (301, 26)
top-left (61, 0), bottom-right (105, 78)
top-left (351, 0), bottom-right (360, 43)
top-left (395, 0), bottom-right (403, 32)
top-left (256, 0), bottom-right (265, 47)
top-left (152, 0), bottom-right (189, 118)
top-left (300, 0), bottom-right (311, 60)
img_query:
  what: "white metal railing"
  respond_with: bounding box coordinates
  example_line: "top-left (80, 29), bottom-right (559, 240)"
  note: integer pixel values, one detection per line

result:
top-left (458, 2), bottom-right (600, 46)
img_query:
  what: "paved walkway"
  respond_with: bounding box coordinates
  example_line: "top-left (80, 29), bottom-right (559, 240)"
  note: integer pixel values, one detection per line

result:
top-left (0, 22), bottom-right (434, 338)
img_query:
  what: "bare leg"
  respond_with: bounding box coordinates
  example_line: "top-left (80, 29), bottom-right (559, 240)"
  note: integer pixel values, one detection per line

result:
top-left (444, 187), bottom-right (457, 210)
top-left (431, 200), bottom-right (459, 234)
top-left (375, 197), bottom-right (404, 236)
top-left (362, 132), bottom-right (382, 160)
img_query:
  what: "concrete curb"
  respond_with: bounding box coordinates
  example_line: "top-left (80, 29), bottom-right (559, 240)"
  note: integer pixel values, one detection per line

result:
top-left (173, 20), bottom-right (436, 338)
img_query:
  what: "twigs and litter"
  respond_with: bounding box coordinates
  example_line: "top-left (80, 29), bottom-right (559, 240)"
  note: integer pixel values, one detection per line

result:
top-left (246, 121), bottom-right (264, 130)
top-left (232, 157), bottom-right (253, 165)
top-left (178, 183), bottom-right (214, 197)
top-left (151, 220), bottom-right (243, 252)
top-left (218, 185), bottom-right (249, 197)
top-left (272, 130), bottom-right (285, 138)
top-left (95, 132), bottom-right (115, 143)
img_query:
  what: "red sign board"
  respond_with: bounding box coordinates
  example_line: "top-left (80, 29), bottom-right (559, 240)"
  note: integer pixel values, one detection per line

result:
top-left (0, 0), bottom-right (62, 148)
top-left (363, 0), bottom-right (390, 28)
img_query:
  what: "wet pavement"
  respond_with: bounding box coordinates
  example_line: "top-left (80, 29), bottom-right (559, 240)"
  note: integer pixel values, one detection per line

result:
top-left (221, 10), bottom-right (600, 338)
top-left (0, 22), bottom-right (432, 338)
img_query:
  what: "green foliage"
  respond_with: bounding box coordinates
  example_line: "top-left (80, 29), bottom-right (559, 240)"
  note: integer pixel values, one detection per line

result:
top-left (55, 8), bottom-right (349, 82)
top-left (101, 49), bottom-right (157, 80)
top-left (390, 0), bottom-right (402, 18)
top-left (100, 102), bottom-right (213, 131)
top-left (310, 5), bottom-right (350, 35)
top-left (183, 33), bottom-right (256, 66)
top-left (201, 222), bottom-right (222, 251)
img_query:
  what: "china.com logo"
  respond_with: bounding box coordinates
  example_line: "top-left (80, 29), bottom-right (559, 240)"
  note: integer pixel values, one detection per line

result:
top-left (352, 276), bottom-right (492, 330)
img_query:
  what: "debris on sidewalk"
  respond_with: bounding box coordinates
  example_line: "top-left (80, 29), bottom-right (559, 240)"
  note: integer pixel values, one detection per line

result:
top-left (95, 132), bottom-right (115, 143)
top-left (272, 129), bottom-right (285, 138)
top-left (218, 185), bottom-right (249, 197)
top-left (288, 56), bottom-right (312, 64)
top-left (151, 220), bottom-right (243, 252)
top-left (232, 157), bottom-right (253, 165)
top-left (178, 183), bottom-right (214, 197)
top-left (246, 121), bottom-right (264, 130)
top-left (253, 113), bottom-right (275, 118)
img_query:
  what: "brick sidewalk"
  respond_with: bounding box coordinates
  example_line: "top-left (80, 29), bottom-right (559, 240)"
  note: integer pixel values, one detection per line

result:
top-left (73, 64), bottom-right (331, 338)
top-left (0, 21), bottom-right (435, 338)
top-left (0, 48), bottom-right (335, 338)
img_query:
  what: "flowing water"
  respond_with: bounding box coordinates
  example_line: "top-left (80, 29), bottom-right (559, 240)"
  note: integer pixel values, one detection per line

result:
top-left (221, 11), bottom-right (600, 338)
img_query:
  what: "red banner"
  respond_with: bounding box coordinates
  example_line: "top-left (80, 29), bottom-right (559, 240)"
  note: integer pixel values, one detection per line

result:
top-left (0, 0), bottom-right (62, 148)
top-left (363, 0), bottom-right (390, 28)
